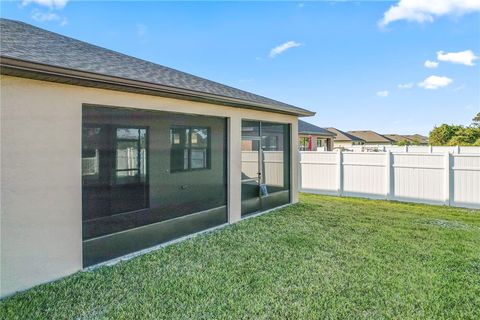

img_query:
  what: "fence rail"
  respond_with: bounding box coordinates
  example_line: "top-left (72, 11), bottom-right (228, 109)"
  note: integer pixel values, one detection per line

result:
top-left (299, 151), bottom-right (480, 209)
top-left (341, 145), bottom-right (480, 154)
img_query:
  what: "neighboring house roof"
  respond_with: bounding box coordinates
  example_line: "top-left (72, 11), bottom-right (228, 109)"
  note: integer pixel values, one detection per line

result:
top-left (384, 134), bottom-right (413, 143)
top-left (298, 120), bottom-right (336, 137)
top-left (0, 19), bottom-right (314, 117)
top-left (348, 130), bottom-right (393, 144)
top-left (404, 134), bottom-right (429, 144)
top-left (384, 134), bottom-right (429, 144)
top-left (325, 128), bottom-right (364, 142)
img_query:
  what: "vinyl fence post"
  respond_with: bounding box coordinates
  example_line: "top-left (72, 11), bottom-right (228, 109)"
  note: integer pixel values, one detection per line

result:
top-left (385, 151), bottom-right (392, 200)
top-left (429, 145), bottom-right (433, 153)
top-left (444, 152), bottom-right (451, 206)
top-left (337, 150), bottom-right (343, 196)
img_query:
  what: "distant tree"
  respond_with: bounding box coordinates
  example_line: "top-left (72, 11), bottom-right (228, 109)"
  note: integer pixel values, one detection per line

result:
top-left (473, 112), bottom-right (480, 127)
top-left (396, 139), bottom-right (410, 146)
top-left (428, 124), bottom-right (462, 146)
top-left (428, 113), bottom-right (480, 146)
top-left (411, 138), bottom-right (421, 146)
top-left (447, 126), bottom-right (480, 146)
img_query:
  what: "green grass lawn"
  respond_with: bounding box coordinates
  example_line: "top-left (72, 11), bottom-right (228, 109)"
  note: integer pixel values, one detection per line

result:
top-left (1, 194), bottom-right (480, 319)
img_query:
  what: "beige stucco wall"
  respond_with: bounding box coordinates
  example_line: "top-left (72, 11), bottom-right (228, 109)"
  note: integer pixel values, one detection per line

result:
top-left (0, 75), bottom-right (299, 297)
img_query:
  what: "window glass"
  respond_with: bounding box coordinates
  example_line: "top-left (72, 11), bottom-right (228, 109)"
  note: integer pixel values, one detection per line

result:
top-left (171, 148), bottom-right (188, 171)
top-left (140, 129), bottom-right (147, 147)
top-left (116, 170), bottom-right (140, 184)
top-left (140, 129), bottom-right (147, 181)
top-left (82, 105), bottom-right (228, 260)
top-left (115, 128), bottom-right (146, 185)
top-left (191, 149), bottom-right (207, 169)
top-left (262, 123), bottom-right (285, 151)
top-left (82, 123), bottom-right (149, 225)
top-left (242, 120), bottom-right (260, 137)
top-left (172, 133), bottom-right (180, 144)
top-left (241, 121), bottom-right (290, 216)
top-left (261, 122), bottom-right (288, 190)
top-left (117, 128), bottom-right (139, 139)
top-left (82, 127), bottom-right (102, 181)
top-left (116, 140), bottom-right (139, 170)
top-left (241, 139), bottom-right (260, 180)
top-left (262, 135), bottom-right (278, 151)
top-left (191, 128), bottom-right (208, 147)
top-left (171, 127), bottom-right (209, 172)
top-left (170, 128), bottom-right (189, 147)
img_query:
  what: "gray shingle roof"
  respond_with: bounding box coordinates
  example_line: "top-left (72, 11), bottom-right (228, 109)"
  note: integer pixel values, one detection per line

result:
top-left (404, 134), bottom-right (429, 144)
top-left (348, 131), bottom-right (393, 143)
top-left (0, 18), bottom-right (313, 116)
top-left (383, 134), bottom-right (428, 145)
top-left (298, 120), bottom-right (335, 136)
top-left (383, 134), bottom-right (413, 143)
top-left (325, 128), bottom-right (364, 142)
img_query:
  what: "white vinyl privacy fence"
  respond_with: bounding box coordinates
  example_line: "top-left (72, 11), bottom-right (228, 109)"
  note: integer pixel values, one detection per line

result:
top-left (241, 151), bottom-right (284, 187)
top-left (345, 145), bottom-right (480, 154)
top-left (299, 151), bottom-right (480, 209)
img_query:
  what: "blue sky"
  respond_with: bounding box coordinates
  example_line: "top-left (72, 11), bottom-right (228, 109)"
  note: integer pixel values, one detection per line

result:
top-left (1, 1), bottom-right (479, 135)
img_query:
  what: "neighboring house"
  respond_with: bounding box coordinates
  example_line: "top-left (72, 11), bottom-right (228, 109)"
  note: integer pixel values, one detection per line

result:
top-left (384, 134), bottom-right (429, 145)
top-left (0, 19), bottom-right (314, 297)
top-left (384, 134), bottom-right (414, 145)
top-left (326, 127), bottom-right (365, 149)
top-left (404, 134), bottom-right (429, 145)
top-left (348, 130), bottom-right (394, 145)
top-left (298, 120), bottom-right (336, 151)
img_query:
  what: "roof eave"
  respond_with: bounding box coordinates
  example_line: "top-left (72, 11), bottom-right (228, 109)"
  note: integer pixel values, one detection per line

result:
top-left (0, 56), bottom-right (315, 117)
top-left (299, 131), bottom-right (336, 137)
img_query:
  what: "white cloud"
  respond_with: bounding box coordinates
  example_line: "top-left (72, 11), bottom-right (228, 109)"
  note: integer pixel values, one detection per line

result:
top-left (379, 0), bottom-right (480, 27)
top-left (424, 60), bottom-right (439, 68)
top-left (377, 90), bottom-right (389, 97)
top-left (22, 0), bottom-right (68, 9)
top-left (30, 8), bottom-right (67, 25)
top-left (31, 9), bottom-right (60, 22)
top-left (269, 41), bottom-right (302, 58)
top-left (24, 0), bottom-right (68, 25)
top-left (418, 75), bottom-right (453, 89)
top-left (437, 50), bottom-right (478, 66)
top-left (398, 83), bottom-right (414, 89)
